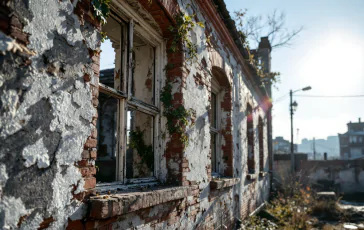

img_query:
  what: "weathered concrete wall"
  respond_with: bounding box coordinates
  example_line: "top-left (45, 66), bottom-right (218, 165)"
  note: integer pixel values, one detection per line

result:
top-left (0, 0), bottom-right (100, 229)
top-left (0, 0), bottom-right (272, 229)
top-left (301, 160), bottom-right (364, 194)
top-left (273, 159), bottom-right (291, 184)
top-left (273, 153), bottom-right (308, 184)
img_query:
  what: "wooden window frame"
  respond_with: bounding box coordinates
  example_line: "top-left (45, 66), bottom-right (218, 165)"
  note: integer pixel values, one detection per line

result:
top-left (97, 2), bottom-right (165, 187)
top-left (210, 78), bottom-right (223, 177)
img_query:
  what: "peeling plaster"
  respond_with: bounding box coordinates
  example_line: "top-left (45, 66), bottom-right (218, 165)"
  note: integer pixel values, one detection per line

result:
top-left (47, 166), bottom-right (84, 229)
top-left (22, 138), bottom-right (50, 168)
top-left (0, 196), bottom-right (28, 229)
top-left (0, 165), bottom-right (8, 187)
top-left (0, 0), bottom-right (96, 228)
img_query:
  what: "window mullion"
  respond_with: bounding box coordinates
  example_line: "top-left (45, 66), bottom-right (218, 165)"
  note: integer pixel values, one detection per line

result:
top-left (117, 99), bottom-right (126, 182)
top-left (127, 20), bottom-right (134, 100)
top-left (124, 20), bottom-right (133, 183)
top-left (122, 22), bottom-right (128, 93)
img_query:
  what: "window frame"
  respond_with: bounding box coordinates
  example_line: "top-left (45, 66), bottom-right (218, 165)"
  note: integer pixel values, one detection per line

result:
top-left (97, 1), bottom-right (165, 186)
top-left (210, 77), bottom-right (222, 177)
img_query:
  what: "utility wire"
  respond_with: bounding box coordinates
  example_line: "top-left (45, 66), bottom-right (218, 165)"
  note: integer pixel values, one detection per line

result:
top-left (273, 94), bottom-right (364, 104)
top-left (294, 94), bottom-right (364, 98)
top-left (273, 93), bottom-right (289, 103)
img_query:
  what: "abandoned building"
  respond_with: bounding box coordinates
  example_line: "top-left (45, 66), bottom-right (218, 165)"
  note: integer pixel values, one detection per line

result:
top-left (339, 118), bottom-right (364, 159)
top-left (0, 0), bottom-right (273, 229)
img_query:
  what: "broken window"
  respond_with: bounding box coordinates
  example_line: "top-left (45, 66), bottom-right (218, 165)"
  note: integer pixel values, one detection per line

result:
top-left (210, 78), bottom-right (221, 176)
top-left (247, 104), bottom-right (255, 174)
top-left (126, 109), bottom-right (154, 179)
top-left (96, 9), bottom-right (162, 184)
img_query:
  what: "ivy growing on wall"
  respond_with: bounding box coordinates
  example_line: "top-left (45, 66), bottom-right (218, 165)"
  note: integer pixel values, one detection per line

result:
top-left (168, 11), bottom-right (204, 63)
top-left (160, 83), bottom-right (191, 147)
top-left (159, 10), bottom-right (204, 148)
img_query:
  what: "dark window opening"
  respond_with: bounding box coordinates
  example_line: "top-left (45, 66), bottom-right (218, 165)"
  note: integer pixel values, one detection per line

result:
top-left (247, 104), bottom-right (255, 174)
top-left (258, 117), bottom-right (264, 172)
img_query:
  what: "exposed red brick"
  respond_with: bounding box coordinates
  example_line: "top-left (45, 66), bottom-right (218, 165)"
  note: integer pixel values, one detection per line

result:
top-left (90, 150), bottom-right (97, 159)
top-left (81, 150), bottom-right (90, 159)
top-left (83, 73), bottom-right (91, 82)
top-left (84, 138), bottom-right (97, 148)
top-left (66, 220), bottom-right (84, 230)
top-left (91, 128), bottom-right (97, 139)
top-left (38, 217), bottom-right (55, 230)
top-left (83, 177), bottom-right (96, 189)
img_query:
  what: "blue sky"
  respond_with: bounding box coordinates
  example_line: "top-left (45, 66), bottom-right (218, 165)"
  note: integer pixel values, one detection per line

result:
top-left (225, 0), bottom-right (364, 142)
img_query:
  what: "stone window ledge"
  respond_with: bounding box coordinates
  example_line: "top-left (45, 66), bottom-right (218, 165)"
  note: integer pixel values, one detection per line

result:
top-left (246, 173), bottom-right (257, 181)
top-left (89, 186), bottom-right (191, 219)
top-left (210, 178), bottom-right (240, 190)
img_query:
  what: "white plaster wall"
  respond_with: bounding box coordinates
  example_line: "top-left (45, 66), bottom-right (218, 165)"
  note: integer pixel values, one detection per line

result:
top-left (0, 0), bottom-right (98, 229)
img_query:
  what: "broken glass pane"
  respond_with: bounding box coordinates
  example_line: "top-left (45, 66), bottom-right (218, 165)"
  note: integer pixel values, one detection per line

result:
top-left (96, 92), bottom-right (118, 183)
top-left (126, 108), bottom-right (154, 179)
top-left (101, 16), bottom-right (125, 91)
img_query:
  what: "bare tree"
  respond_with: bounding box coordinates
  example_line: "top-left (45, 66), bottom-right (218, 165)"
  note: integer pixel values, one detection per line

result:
top-left (234, 9), bottom-right (303, 50)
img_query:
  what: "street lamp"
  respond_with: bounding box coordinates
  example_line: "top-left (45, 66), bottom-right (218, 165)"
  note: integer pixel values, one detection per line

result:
top-left (290, 86), bottom-right (311, 172)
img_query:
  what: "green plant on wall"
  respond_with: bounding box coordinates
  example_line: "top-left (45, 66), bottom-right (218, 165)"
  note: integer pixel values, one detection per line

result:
top-left (159, 10), bottom-right (204, 147)
top-left (91, 0), bottom-right (111, 25)
top-left (160, 83), bottom-right (191, 147)
top-left (169, 11), bottom-right (204, 63)
top-left (246, 49), bottom-right (281, 88)
top-left (129, 128), bottom-right (154, 171)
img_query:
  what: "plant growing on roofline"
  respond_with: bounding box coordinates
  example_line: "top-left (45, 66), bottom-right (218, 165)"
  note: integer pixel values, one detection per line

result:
top-left (246, 49), bottom-right (281, 89)
top-left (234, 9), bottom-right (303, 50)
top-left (168, 10), bottom-right (205, 64)
top-left (234, 8), bottom-right (303, 89)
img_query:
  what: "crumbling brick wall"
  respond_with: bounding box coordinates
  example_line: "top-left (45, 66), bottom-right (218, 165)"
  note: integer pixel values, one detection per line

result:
top-left (0, 0), bottom-right (272, 229)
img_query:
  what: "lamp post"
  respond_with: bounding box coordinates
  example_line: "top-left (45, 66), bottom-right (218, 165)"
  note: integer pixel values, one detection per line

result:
top-left (290, 86), bottom-right (311, 172)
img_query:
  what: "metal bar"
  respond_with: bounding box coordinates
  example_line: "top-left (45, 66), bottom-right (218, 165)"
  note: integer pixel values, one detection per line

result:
top-left (290, 89), bottom-right (295, 172)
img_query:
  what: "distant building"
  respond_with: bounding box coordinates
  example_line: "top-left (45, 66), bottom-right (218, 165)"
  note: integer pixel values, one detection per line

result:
top-left (298, 136), bottom-right (340, 160)
top-left (338, 118), bottom-right (364, 159)
top-left (273, 136), bottom-right (297, 154)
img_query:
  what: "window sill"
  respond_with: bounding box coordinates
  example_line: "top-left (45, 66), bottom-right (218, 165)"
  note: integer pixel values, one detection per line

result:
top-left (210, 177), bottom-right (240, 190)
top-left (246, 173), bottom-right (257, 181)
top-left (95, 178), bottom-right (159, 194)
top-left (89, 186), bottom-right (191, 219)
